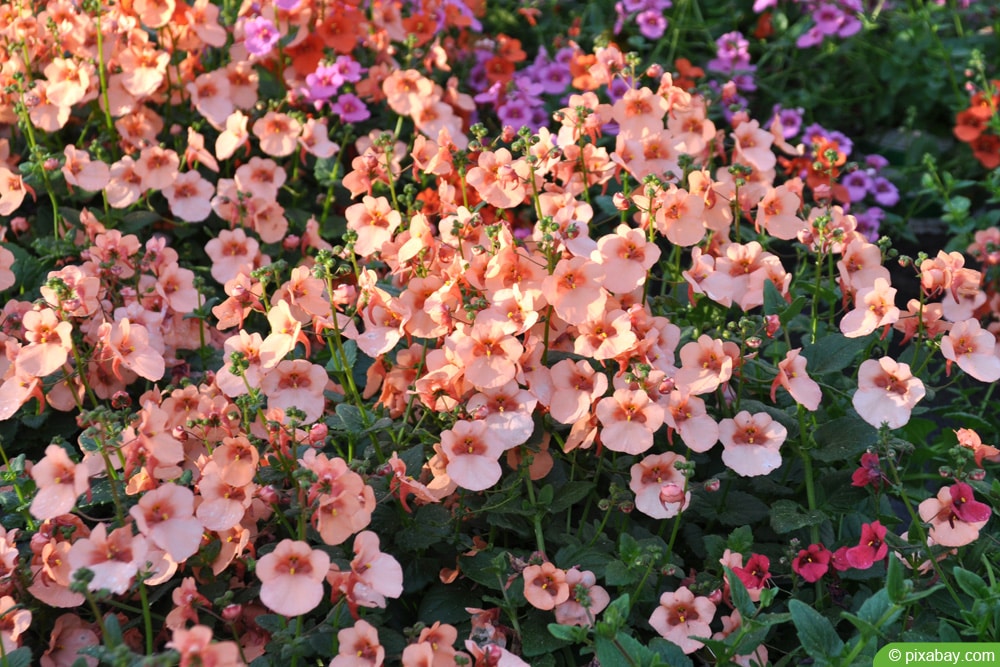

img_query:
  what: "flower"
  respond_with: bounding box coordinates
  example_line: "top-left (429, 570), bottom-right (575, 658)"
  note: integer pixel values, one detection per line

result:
top-left (595, 388), bottom-right (665, 455)
top-left (769, 348), bottom-right (821, 410)
top-left (244, 16), bottom-right (280, 56)
top-left (851, 452), bottom-right (886, 489)
top-left (553, 568), bottom-right (610, 626)
top-left (256, 539), bottom-right (329, 617)
top-left (522, 562), bottom-right (570, 611)
top-left (330, 620), bottom-right (384, 667)
top-left (940, 318), bottom-right (1000, 383)
top-left (918, 482), bottom-right (991, 548)
top-left (167, 625), bottom-right (243, 667)
top-left (852, 357), bottom-right (925, 429)
top-left (68, 523), bottom-right (148, 595)
top-left (844, 521), bottom-right (888, 570)
top-left (719, 411), bottom-right (787, 477)
top-left (732, 553), bottom-right (771, 602)
top-left (630, 452), bottom-right (689, 519)
top-left (649, 586), bottom-right (716, 654)
top-left (29, 444), bottom-right (89, 520)
top-left (439, 420), bottom-right (504, 491)
top-left (129, 483), bottom-right (204, 563)
top-left (792, 544), bottom-right (831, 582)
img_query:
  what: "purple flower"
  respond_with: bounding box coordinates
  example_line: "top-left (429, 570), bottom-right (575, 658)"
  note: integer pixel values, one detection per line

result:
top-left (854, 207), bottom-right (884, 242)
top-left (871, 177), bottom-right (899, 207)
top-left (330, 93), bottom-right (370, 123)
top-left (306, 63), bottom-right (344, 100)
top-left (331, 55), bottom-right (364, 84)
top-left (865, 154), bottom-right (889, 171)
top-left (244, 16), bottom-right (280, 57)
top-left (537, 62), bottom-right (572, 95)
top-left (837, 15), bottom-right (863, 38)
top-left (843, 170), bottom-right (873, 203)
top-left (813, 3), bottom-right (845, 36)
top-left (709, 31), bottom-right (752, 75)
top-left (497, 100), bottom-right (534, 130)
top-left (753, 0), bottom-right (778, 11)
top-left (276, 0), bottom-right (301, 9)
top-left (796, 26), bottom-right (825, 49)
top-left (827, 130), bottom-right (853, 157)
top-left (773, 105), bottom-right (804, 139)
top-left (636, 10), bottom-right (668, 39)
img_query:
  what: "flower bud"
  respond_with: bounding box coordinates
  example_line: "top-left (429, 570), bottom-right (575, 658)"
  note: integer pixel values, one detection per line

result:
top-left (659, 483), bottom-right (685, 505)
top-left (222, 604), bottom-right (243, 621)
top-left (703, 478), bottom-right (721, 493)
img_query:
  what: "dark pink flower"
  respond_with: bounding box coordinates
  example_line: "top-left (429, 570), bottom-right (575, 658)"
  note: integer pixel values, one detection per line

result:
top-left (845, 521), bottom-right (888, 570)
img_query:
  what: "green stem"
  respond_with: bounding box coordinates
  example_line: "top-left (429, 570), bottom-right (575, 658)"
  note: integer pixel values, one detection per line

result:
top-left (139, 582), bottom-right (154, 655)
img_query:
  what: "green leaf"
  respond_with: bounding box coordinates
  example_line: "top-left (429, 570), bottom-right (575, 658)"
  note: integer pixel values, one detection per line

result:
top-left (812, 417), bottom-right (878, 462)
top-left (649, 638), bottom-right (694, 667)
top-left (790, 599), bottom-right (844, 663)
top-left (547, 623), bottom-right (589, 643)
top-left (717, 490), bottom-right (771, 526)
top-left (330, 403), bottom-right (366, 432)
top-left (600, 594), bottom-right (630, 636)
top-left (254, 614), bottom-right (286, 633)
top-left (548, 481), bottom-right (596, 514)
top-left (0, 647), bottom-right (33, 667)
top-left (953, 567), bottom-right (990, 600)
top-left (604, 560), bottom-right (635, 587)
top-left (724, 566), bottom-right (756, 619)
top-left (802, 334), bottom-right (870, 375)
top-left (325, 339), bottom-right (358, 374)
top-left (886, 554), bottom-right (907, 604)
top-left (596, 632), bottom-right (658, 667)
top-left (857, 588), bottom-right (901, 628)
top-left (395, 504), bottom-right (452, 551)
top-left (521, 610), bottom-right (571, 656)
top-left (770, 499), bottom-right (828, 534)
top-left (726, 526), bottom-right (754, 555)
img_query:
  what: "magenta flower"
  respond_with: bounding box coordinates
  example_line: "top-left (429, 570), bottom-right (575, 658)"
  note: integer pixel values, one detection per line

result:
top-left (330, 93), bottom-right (370, 123)
top-left (244, 16), bottom-right (280, 57)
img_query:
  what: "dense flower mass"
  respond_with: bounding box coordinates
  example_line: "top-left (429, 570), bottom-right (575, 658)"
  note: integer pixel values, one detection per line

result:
top-left (0, 0), bottom-right (998, 665)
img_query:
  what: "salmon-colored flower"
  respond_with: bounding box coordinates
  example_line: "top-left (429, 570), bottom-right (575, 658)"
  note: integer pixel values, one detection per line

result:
top-left (553, 568), bottom-right (610, 627)
top-left (664, 390), bottom-right (719, 453)
top-left (439, 419), bottom-right (505, 491)
top-left (135, 145), bottom-right (180, 192)
top-left (853, 357), bottom-right (925, 429)
top-left (347, 531), bottom-right (404, 609)
top-left (918, 482), bottom-right (991, 548)
top-left (163, 171), bottom-right (214, 222)
top-left (68, 523), bottom-right (148, 594)
top-left (522, 562), bottom-right (570, 611)
top-left (260, 359), bottom-right (328, 424)
top-left (29, 445), bottom-right (89, 520)
top-left (595, 388), bottom-right (665, 455)
top-left (548, 359), bottom-right (608, 425)
top-left (17, 308), bottom-right (72, 378)
top-left (133, 0), bottom-right (176, 28)
top-left (649, 586), bottom-right (716, 654)
top-left (41, 613), bottom-right (99, 667)
top-left (0, 166), bottom-right (30, 216)
top-left (719, 411), bottom-right (787, 477)
top-left (256, 539), bottom-right (329, 617)
top-left (345, 195), bottom-right (402, 258)
top-left (940, 318), bottom-right (1000, 382)
top-left (62, 146), bottom-right (110, 192)
top-left (450, 321), bottom-right (523, 391)
top-left (541, 257), bottom-right (608, 326)
top-left (167, 624), bottom-right (244, 667)
top-left (0, 595), bottom-right (30, 655)
top-left (130, 483), bottom-right (204, 563)
top-left (770, 348), bottom-right (822, 411)
top-left (674, 334), bottom-right (738, 395)
top-left (253, 111), bottom-right (302, 157)
top-left (630, 452), bottom-right (689, 519)
top-left (593, 224), bottom-right (661, 294)
top-left (187, 70), bottom-right (234, 130)
top-left (955, 428), bottom-right (1000, 467)
top-left (104, 318), bottom-right (165, 382)
top-left (840, 277), bottom-right (899, 338)
top-left (653, 185), bottom-right (706, 247)
top-left (330, 619), bottom-right (384, 667)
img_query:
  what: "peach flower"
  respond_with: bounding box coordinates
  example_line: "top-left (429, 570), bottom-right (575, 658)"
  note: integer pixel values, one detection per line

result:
top-left (29, 444), bottom-right (89, 520)
top-left (918, 482), bottom-right (992, 548)
top-left (522, 562), bottom-right (570, 611)
top-left (940, 318), bottom-right (1000, 382)
top-left (852, 357), bottom-right (925, 430)
top-left (719, 411), bottom-right (787, 477)
top-left (129, 483), bottom-right (204, 563)
top-left (330, 619), bottom-right (384, 667)
top-left (649, 586), bottom-right (716, 654)
top-left (595, 388), bottom-right (665, 455)
top-left (439, 420), bottom-right (505, 492)
top-left (630, 452), bottom-right (690, 519)
top-left (256, 539), bottom-right (330, 617)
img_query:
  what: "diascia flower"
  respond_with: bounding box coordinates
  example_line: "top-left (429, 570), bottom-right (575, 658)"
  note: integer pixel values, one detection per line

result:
top-left (630, 452), bottom-right (690, 519)
top-left (719, 411), bottom-right (787, 477)
top-left (852, 357), bottom-right (925, 430)
top-left (918, 482), bottom-right (992, 548)
top-left (522, 562), bottom-right (570, 611)
top-left (256, 539), bottom-right (330, 617)
top-left (649, 586), bottom-right (716, 654)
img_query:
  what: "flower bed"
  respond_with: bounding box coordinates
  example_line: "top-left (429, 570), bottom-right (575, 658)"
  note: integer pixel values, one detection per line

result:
top-left (1, 1), bottom-right (1000, 666)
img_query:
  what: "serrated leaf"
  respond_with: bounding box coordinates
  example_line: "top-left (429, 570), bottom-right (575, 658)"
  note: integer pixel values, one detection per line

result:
top-left (812, 417), bottom-right (878, 462)
top-left (548, 481), bottom-right (595, 514)
top-left (717, 490), bottom-right (771, 526)
top-left (770, 499), bottom-right (828, 534)
top-left (331, 403), bottom-right (366, 432)
top-left (802, 334), bottom-right (870, 375)
top-left (604, 560), bottom-right (634, 587)
top-left (395, 504), bottom-right (451, 552)
top-left (953, 567), bottom-right (990, 599)
top-left (790, 599), bottom-right (844, 663)
top-left (325, 339), bottom-right (358, 374)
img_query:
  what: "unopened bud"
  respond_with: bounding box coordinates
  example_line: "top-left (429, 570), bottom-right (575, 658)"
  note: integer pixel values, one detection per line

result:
top-left (703, 478), bottom-right (721, 492)
top-left (659, 483), bottom-right (685, 505)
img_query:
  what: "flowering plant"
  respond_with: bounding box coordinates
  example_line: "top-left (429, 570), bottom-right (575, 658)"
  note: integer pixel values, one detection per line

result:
top-left (2, 1), bottom-right (1000, 666)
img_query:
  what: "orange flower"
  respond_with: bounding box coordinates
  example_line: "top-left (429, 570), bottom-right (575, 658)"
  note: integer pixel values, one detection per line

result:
top-left (256, 539), bottom-right (329, 617)
top-left (673, 58), bottom-right (705, 91)
top-left (522, 562), bottom-right (570, 611)
top-left (29, 444), bottom-right (89, 520)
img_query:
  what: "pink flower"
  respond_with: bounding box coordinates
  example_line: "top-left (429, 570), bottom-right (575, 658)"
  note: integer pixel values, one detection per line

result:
top-left (596, 388), bottom-right (665, 455)
top-left (439, 420), bottom-right (504, 491)
top-left (260, 359), bottom-right (328, 424)
top-left (918, 482), bottom-right (992, 548)
top-left (851, 452), bottom-right (886, 489)
top-left (770, 348), bottom-right (822, 411)
top-left (630, 452), bottom-right (689, 519)
top-left (649, 586), bottom-right (716, 654)
top-left (852, 357), bottom-right (924, 429)
top-left (674, 335), bottom-right (737, 395)
top-left (68, 523), bottom-right (149, 594)
top-left (256, 539), bottom-right (329, 617)
top-left (167, 625), bottom-right (243, 667)
top-left (940, 318), bottom-right (1000, 382)
top-left (845, 521), bottom-right (888, 570)
top-left (548, 359), bottom-right (608, 425)
top-left (29, 445), bottom-right (89, 520)
top-left (162, 171), bottom-right (214, 222)
top-left (719, 411), bottom-right (787, 477)
top-left (348, 531), bottom-right (404, 608)
top-left (840, 277), bottom-right (899, 338)
top-left (523, 562), bottom-right (570, 611)
top-left (792, 544), bottom-right (831, 582)
top-left (129, 483), bottom-right (204, 562)
top-left (553, 568), bottom-right (610, 627)
top-left (330, 620), bottom-right (384, 667)
top-left (17, 308), bottom-right (73, 378)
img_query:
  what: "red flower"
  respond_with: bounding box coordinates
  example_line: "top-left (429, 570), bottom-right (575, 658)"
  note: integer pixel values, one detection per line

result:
top-left (845, 521), bottom-right (888, 570)
top-left (792, 544), bottom-right (831, 582)
top-left (851, 452), bottom-right (885, 489)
